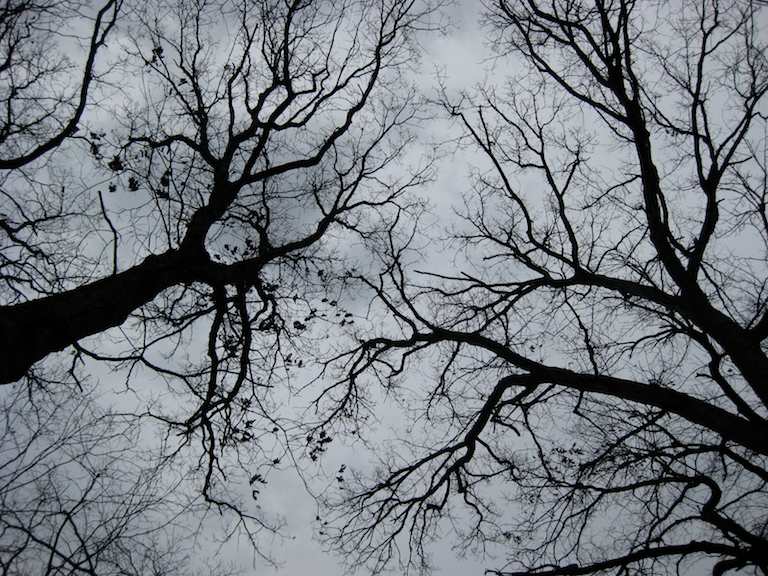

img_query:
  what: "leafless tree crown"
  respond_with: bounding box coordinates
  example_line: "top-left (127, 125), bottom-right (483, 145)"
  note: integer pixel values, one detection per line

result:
top-left (2, 0), bottom-right (767, 575)
top-left (0, 0), bottom-right (438, 573)
top-left (318, 1), bottom-right (768, 575)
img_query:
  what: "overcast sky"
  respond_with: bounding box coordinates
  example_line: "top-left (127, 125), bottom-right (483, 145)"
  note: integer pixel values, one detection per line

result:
top-left (11, 1), bottom-right (754, 575)
top-left (4, 0), bottom-right (766, 574)
top-left (255, 3), bottom-right (496, 575)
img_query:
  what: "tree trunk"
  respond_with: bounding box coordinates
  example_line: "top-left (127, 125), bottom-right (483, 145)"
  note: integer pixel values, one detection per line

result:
top-left (0, 249), bottom-right (195, 383)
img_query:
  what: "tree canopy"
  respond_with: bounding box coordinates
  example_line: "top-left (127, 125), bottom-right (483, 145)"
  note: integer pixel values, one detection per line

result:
top-left (321, 1), bottom-right (768, 574)
top-left (1, 1), bottom-right (767, 575)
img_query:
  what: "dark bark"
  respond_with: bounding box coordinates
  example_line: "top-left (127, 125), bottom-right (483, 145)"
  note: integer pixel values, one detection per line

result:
top-left (623, 108), bottom-right (768, 410)
top-left (440, 328), bottom-right (768, 456)
top-left (492, 541), bottom-right (751, 576)
top-left (0, 249), bottom-right (196, 383)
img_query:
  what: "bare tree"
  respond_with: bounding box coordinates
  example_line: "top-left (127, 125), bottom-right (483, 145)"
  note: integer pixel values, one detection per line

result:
top-left (0, 0), bottom-right (433, 383)
top-left (321, 1), bottom-right (768, 574)
top-left (0, 0), bottom-right (438, 571)
top-left (0, 381), bottom-right (227, 576)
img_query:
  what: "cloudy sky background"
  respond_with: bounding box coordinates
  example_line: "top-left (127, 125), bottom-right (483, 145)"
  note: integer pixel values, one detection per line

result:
top-left (254, 3), bottom-right (499, 574)
top-left (9, 1), bottom-right (753, 575)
